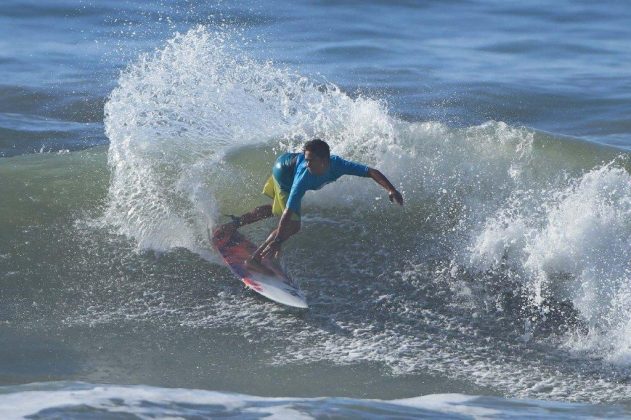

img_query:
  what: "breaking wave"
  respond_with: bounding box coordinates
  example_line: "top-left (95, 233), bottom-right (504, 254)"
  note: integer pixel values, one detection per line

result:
top-left (101, 26), bottom-right (631, 400)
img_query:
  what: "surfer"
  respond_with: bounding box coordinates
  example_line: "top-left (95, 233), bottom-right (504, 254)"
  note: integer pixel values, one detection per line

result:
top-left (220, 139), bottom-right (403, 273)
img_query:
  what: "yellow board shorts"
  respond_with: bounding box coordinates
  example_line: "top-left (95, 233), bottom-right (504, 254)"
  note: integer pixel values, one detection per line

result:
top-left (262, 176), bottom-right (301, 221)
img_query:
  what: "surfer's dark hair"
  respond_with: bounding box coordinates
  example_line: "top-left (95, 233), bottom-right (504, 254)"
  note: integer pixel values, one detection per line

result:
top-left (303, 138), bottom-right (330, 160)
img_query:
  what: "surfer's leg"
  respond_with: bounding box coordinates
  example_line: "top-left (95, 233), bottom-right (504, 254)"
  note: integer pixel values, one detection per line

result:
top-left (217, 204), bottom-right (273, 236)
top-left (236, 204), bottom-right (273, 226)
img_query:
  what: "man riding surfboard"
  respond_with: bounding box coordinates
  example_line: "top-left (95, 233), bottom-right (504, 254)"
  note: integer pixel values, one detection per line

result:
top-left (219, 139), bottom-right (403, 274)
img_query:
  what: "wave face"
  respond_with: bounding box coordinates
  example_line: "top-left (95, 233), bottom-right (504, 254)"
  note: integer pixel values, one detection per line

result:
top-left (98, 27), bottom-right (631, 401)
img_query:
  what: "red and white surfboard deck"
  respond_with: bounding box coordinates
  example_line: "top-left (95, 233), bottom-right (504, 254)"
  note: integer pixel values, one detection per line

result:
top-left (210, 226), bottom-right (308, 308)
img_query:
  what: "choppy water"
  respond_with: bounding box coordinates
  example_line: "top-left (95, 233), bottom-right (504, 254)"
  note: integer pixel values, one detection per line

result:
top-left (2, 0), bottom-right (631, 418)
top-left (2, 382), bottom-right (630, 419)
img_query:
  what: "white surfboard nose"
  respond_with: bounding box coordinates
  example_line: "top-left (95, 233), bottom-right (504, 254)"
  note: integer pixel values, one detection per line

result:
top-left (244, 275), bottom-right (308, 309)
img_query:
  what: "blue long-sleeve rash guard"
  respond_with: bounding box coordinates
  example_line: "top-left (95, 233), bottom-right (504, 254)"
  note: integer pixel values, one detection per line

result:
top-left (272, 152), bottom-right (370, 215)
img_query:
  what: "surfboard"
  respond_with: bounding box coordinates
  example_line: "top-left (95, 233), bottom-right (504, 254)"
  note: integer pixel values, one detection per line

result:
top-left (210, 225), bottom-right (308, 308)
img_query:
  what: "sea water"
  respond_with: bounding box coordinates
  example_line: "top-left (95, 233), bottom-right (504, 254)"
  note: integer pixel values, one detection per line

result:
top-left (1, 1), bottom-right (631, 418)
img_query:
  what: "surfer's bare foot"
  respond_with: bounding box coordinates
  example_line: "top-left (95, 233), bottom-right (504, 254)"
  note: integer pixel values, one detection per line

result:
top-left (216, 221), bottom-right (238, 237)
top-left (245, 256), bottom-right (274, 276)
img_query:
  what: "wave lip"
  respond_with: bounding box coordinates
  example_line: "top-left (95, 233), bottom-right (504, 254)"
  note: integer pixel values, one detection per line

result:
top-left (465, 159), bottom-right (631, 364)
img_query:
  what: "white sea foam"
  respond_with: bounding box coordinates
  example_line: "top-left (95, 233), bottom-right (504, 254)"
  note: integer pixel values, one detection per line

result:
top-left (104, 26), bottom-right (398, 253)
top-left (2, 382), bottom-right (625, 419)
top-left (466, 161), bottom-right (631, 364)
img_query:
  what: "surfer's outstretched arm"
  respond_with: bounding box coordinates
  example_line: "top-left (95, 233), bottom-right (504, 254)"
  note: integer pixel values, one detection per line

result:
top-left (367, 168), bottom-right (403, 205)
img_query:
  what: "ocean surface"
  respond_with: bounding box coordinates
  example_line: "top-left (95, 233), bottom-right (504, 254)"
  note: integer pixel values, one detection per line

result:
top-left (2, 0), bottom-right (631, 418)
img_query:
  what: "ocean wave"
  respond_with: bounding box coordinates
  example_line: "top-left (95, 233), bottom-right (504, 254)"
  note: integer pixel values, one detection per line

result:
top-left (96, 25), bottom-right (631, 400)
top-left (0, 382), bottom-right (627, 419)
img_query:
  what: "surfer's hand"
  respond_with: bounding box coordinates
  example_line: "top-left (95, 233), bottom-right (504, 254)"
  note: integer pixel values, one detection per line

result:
top-left (261, 240), bottom-right (281, 260)
top-left (389, 189), bottom-right (403, 206)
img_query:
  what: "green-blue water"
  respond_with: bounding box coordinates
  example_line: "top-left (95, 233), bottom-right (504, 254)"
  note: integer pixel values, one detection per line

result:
top-left (2, 1), bottom-right (631, 417)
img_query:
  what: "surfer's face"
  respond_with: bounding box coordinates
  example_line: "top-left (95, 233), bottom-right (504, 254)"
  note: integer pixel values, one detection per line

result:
top-left (304, 150), bottom-right (329, 175)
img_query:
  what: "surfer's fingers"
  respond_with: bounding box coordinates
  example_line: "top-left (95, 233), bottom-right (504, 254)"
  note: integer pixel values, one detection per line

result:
top-left (261, 242), bottom-right (280, 259)
top-left (261, 245), bottom-right (272, 258)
